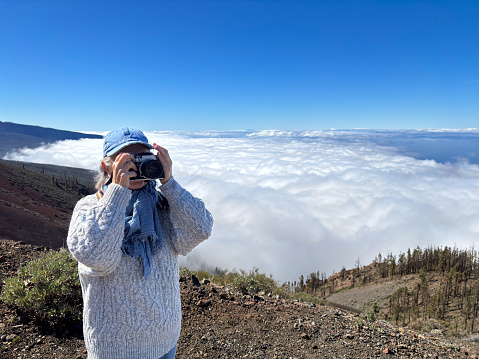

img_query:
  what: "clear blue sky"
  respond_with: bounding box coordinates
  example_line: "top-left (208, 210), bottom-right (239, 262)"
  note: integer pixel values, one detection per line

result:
top-left (1, 0), bottom-right (478, 131)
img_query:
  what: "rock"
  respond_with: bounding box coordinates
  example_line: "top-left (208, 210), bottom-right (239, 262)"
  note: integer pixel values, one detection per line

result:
top-left (196, 299), bottom-right (212, 307)
top-left (200, 332), bottom-right (215, 341)
top-left (6, 334), bottom-right (17, 342)
top-left (191, 274), bottom-right (201, 286)
top-left (201, 278), bottom-right (210, 285)
top-left (383, 347), bottom-right (394, 354)
top-left (300, 333), bottom-right (311, 340)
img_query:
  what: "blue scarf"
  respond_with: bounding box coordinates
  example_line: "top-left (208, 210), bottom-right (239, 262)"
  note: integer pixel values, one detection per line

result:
top-left (104, 181), bottom-right (162, 278)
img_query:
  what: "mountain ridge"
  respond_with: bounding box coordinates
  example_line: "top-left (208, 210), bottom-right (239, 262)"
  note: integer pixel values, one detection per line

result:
top-left (0, 121), bottom-right (102, 158)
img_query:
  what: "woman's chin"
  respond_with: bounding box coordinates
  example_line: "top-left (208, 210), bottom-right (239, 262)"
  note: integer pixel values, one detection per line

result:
top-left (128, 180), bottom-right (147, 190)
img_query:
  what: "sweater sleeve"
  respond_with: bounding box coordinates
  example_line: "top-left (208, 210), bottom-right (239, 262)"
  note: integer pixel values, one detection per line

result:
top-left (159, 177), bottom-right (213, 256)
top-left (67, 184), bottom-right (131, 276)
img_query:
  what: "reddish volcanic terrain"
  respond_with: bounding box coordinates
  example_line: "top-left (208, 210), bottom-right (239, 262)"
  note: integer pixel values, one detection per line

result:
top-left (0, 161), bottom-right (93, 248)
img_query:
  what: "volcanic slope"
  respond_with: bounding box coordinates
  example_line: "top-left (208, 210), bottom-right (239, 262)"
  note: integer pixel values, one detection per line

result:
top-left (0, 160), bottom-right (93, 248)
top-left (1, 240), bottom-right (478, 358)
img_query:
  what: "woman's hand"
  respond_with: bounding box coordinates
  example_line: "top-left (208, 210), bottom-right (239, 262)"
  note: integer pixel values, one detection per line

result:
top-left (110, 153), bottom-right (137, 188)
top-left (153, 143), bottom-right (172, 184)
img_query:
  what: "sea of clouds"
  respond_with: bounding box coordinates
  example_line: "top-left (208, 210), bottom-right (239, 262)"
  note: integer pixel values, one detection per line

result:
top-left (5, 129), bottom-right (479, 282)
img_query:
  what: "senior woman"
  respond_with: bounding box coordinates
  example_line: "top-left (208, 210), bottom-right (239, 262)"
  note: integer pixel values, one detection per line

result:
top-left (67, 128), bottom-right (213, 359)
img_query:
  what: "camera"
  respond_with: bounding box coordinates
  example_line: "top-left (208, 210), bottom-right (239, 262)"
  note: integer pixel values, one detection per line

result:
top-left (130, 153), bottom-right (164, 181)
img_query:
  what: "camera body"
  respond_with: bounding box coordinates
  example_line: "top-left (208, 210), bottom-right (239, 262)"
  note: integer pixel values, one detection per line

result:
top-left (130, 153), bottom-right (164, 181)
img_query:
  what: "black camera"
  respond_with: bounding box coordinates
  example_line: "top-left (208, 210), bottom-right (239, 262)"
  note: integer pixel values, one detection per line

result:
top-left (130, 153), bottom-right (164, 181)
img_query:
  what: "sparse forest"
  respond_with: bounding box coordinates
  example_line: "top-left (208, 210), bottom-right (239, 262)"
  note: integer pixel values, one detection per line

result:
top-left (385, 246), bottom-right (479, 334)
top-left (289, 245), bottom-right (479, 335)
top-left (5, 160), bottom-right (96, 197)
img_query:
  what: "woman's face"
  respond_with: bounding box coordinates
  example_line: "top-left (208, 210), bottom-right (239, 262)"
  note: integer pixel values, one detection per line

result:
top-left (111, 144), bottom-right (151, 190)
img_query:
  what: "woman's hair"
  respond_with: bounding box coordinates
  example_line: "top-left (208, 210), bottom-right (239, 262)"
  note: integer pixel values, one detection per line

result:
top-left (95, 156), bottom-right (113, 192)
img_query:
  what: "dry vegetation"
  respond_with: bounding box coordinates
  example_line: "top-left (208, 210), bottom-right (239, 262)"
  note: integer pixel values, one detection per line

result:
top-left (289, 246), bottom-right (479, 338)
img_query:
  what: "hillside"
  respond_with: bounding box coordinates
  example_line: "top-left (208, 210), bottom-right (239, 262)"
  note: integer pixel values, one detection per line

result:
top-left (292, 249), bottom-right (479, 342)
top-left (0, 160), bottom-right (94, 248)
top-left (0, 121), bottom-right (102, 158)
top-left (4, 160), bottom-right (96, 188)
top-left (324, 263), bottom-right (421, 314)
top-left (1, 240), bottom-right (478, 358)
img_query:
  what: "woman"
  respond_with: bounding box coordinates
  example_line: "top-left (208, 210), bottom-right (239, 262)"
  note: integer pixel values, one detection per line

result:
top-left (67, 128), bottom-right (213, 359)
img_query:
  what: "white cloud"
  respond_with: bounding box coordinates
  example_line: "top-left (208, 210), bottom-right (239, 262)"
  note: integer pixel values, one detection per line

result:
top-left (5, 130), bottom-right (479, 282)
top-left (4, 138), bottom-right (104, 171)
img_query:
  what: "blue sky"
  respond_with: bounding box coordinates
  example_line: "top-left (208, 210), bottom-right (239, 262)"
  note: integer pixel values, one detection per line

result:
top-left (1, 0), bottom-right (478, 132)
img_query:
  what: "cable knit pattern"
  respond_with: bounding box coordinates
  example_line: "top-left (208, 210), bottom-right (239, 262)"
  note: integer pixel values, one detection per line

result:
top-left (67, 178), bottom-right (213, 359)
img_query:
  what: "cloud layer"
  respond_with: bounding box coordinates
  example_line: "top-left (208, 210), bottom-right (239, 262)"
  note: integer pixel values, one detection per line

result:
top-left (5, 130), bottom-right (479, 282)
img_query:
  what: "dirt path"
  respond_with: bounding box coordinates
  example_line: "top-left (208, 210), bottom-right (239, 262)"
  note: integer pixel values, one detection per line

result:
top-left (326, 275), bottom-right (420, 313)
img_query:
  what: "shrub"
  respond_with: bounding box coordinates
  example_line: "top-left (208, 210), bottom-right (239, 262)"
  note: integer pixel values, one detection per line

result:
top-left (292, 291), bottom-right (321, 304)
top-left (196, 270), bottom-right (210, 281)
top-left (211, 270), bottom-right (240, 287)
top-left (180, 266), bottom-right (289, 297)
top-left (1, 250), bottom-right (82, 324)
top-left (232, 276), bottom-right (263, 295)
top-left (232, 268), bottom-right (277, 296)
top-left (179, 267), bottom-right (195, 278)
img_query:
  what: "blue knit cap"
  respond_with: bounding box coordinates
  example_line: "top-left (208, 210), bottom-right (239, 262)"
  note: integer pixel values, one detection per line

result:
top-left (103, 128), bottom-right (154, 157)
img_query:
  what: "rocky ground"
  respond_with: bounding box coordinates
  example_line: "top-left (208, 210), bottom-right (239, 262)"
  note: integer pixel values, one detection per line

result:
top-left (1, 240), bottom-right (479, 359)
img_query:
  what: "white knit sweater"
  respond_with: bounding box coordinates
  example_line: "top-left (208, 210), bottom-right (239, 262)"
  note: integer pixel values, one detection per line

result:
top-left (67, 178), bottom-right (213, 359)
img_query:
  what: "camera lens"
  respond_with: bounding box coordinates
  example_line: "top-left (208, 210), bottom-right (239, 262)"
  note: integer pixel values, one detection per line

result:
top-left (140, 159), bottom-right (164, 179)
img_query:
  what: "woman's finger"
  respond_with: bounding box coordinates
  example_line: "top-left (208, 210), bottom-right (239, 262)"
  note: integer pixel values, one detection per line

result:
top-left (111, 153), bottom-right (137, 187)
top-left (152, 143), bottom-right (172, 184)
top-left (153, 144), bottom-right (171, 165)
top-left (115, 153), bottom-right (135, 166)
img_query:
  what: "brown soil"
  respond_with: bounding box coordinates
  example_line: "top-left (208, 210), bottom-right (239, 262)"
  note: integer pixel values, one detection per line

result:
top-left (1, 240), bottom-right (479, 359)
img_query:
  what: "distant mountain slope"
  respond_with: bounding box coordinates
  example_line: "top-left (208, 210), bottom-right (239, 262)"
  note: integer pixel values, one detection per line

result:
top-left (0, 160), bottom-right (91, 248)
top-left (4, 160), bottom-right (97, 187)
top-left (0, 121), bottom-right (102, 157)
